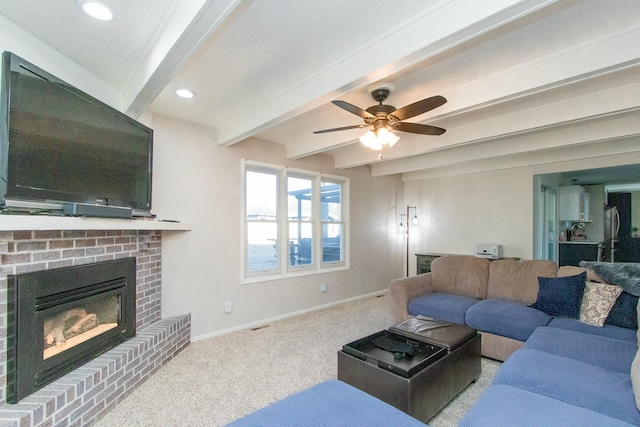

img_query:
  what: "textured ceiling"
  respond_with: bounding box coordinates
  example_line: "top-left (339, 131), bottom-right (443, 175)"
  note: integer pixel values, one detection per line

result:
top-left (0, 0), bottom-right (181, 89)
top-left (148, 0), bottom-right (438, 128)
top-left (1, 0), bottom-right (639, 180)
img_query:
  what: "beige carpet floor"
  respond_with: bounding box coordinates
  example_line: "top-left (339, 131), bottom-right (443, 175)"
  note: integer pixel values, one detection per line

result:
top-left (93, 294), bottom-right (500, 426)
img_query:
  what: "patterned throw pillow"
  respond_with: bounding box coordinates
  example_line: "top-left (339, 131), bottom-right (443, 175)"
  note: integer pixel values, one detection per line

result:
top-left (580, 281), bottom-right (624, 327)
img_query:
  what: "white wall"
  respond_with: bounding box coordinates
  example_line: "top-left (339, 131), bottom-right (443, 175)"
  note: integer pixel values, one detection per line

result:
top-left (151, 114), bottom-right (404, 340)
top-left (405, 168), bottom-right (532, 264)
top-left (403, 149), bottom-right (640, 274)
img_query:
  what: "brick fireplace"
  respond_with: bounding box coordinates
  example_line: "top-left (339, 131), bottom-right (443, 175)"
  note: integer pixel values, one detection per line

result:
top-left (0, 228), bottom-right (191, 426)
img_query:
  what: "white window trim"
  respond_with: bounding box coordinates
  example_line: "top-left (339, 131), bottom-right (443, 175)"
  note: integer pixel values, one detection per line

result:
top-left (241, 159), bottom-right (349, 284)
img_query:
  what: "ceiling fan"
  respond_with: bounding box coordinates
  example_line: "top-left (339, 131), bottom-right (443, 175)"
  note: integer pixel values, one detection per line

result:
top-left (313, 87), bottom-right (447, 151)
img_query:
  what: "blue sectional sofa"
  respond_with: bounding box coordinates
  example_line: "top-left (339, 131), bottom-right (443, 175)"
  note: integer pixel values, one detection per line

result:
top-left (391, 255), bottom-right (640, 426)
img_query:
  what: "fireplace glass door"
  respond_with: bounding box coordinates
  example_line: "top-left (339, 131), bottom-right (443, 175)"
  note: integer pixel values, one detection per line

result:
top-left (40, 284), bottom-right (123, 364)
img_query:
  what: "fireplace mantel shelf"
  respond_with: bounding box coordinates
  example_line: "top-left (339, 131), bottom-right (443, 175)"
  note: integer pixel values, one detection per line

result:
top-left (0, 215), bottom-right (192, 231)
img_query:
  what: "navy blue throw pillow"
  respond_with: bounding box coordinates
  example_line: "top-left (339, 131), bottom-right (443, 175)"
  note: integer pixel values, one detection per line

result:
top-left (531, 272), bottom-right (586, 318)
top-left (605, 291), bottom-right (638, 329)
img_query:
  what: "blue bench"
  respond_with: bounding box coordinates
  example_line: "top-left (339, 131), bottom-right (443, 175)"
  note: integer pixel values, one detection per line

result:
top-left (227, 379), bottom-right (426, 426)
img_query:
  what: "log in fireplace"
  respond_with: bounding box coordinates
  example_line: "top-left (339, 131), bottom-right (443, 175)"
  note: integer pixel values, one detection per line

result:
top-left (6, 257), bottom-right (136, 403)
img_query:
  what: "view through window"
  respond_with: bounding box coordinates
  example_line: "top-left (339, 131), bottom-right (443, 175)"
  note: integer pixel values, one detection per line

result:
top-left (244, 161), bottom-right (347, 280)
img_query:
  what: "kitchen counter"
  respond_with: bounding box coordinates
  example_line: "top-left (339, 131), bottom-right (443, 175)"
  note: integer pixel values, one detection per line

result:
top-left (559, 241), bottom-right (602, 245)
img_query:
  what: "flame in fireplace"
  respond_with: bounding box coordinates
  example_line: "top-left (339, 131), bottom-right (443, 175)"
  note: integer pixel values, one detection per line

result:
top-left (43, 295), bottom-right (120, 360)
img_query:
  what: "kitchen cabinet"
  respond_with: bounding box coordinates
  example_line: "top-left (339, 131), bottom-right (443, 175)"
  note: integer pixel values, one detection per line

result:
top-left (558, 186), bottom-right (591, 222)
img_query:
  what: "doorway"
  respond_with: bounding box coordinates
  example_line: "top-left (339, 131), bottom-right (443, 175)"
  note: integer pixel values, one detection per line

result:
top-left (533, 164), bottom-right (640, 262)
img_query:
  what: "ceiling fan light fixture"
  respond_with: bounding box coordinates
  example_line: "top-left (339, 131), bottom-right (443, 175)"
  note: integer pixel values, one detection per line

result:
top-left (77, 0), bottom-right (114, 21)
top-left (359, 128), bottom-right (400, 151)
top-left (315, 88), bottom-right (446, 153)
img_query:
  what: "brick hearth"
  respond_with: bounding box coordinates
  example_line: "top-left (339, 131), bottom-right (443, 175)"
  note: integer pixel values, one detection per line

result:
top-left (0, 229), bottom-right (191, 426)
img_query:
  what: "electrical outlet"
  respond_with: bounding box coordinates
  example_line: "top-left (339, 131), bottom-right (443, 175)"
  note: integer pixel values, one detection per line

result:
top-left (224, 301), bottom-right (233, 314)
top-left (320, 282), bottom-right (328, 293)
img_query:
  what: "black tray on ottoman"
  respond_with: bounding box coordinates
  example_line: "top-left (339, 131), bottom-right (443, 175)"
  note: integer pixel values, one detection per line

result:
top-left (341, 330), bottom-right (447, 378)
top-left (338, 316), bottom-right (481, 423)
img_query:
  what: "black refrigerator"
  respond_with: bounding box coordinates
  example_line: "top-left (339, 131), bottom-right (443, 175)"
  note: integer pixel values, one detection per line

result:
top-left (603, 205), bottom-right (620, 262)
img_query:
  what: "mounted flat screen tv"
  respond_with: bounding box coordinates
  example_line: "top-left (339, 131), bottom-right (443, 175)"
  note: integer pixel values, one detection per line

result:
top-left (0, 51), bottom-right (153, 217)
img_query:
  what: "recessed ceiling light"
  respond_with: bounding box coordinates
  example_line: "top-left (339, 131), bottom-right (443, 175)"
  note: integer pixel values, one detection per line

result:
top-left (176, 89), bottom-right (195, 99)
top-left (77, 0), bottom-right (114, 21)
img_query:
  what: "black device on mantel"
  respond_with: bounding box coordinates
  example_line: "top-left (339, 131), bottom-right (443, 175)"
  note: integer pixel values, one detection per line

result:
top-left (0, 51), bottom-right (153, 218)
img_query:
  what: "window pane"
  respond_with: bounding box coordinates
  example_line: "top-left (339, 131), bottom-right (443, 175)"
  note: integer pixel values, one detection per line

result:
top-left (247, 171), bottom-right (277, 220)
top-left (321, 181), bottom-right (341, 221)
top-left (288, 176), bottom-right (312, 220)
top-left (289, 222), bottom-right (313, 266)
top-left (247, 222), bottom-right (278, 272)
top-left (322, 223), bottom-right (342, 262)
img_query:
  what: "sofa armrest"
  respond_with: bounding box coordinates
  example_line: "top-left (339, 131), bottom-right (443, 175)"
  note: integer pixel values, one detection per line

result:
top-left (389, 273), bottom-right (434, 323)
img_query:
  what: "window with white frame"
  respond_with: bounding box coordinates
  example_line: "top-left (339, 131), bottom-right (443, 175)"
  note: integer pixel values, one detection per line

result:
top-left (243, 160), bottom-right (348, 280)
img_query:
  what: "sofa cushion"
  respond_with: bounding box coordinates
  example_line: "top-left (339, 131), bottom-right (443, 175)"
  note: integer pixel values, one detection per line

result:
top-left (547, 317), bottom-right (637, 343)
top-left (459, 384), bottom-right (636, 427)
top-left (487, 259), bottom-right (557, 304)
top-left (431, 255), bottom-right (490, 300)
top-left (227, 380), bottom-right (425, 427)
top-left (524, 326), bottom-right (636, 373)
top-left (530, 272), bottom-right (586, 318)
top-left (606, 291), bottom-right (639, 330)
top-left (465, 299), bottom-right (551, 342)
top-left (580, 281), bottom-right (623, 327)
top-left (494, 349), bottom-right (640, 425)
top-left (408, 293), bottom-right (479, 325)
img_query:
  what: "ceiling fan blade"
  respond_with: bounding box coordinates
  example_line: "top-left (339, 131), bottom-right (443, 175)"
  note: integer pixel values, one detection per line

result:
top-left (313, 124), bottom-right (369, 134)
top-left (332, 100), bottom-right (375, 119)
top-left (391, 95), bottom-right (447, 121)
top-left (393, 122), bottom-right (446, 135)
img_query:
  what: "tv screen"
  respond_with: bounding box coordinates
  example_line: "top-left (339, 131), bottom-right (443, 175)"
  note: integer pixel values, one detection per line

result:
top-left (0, 51), bottom-right (153, 216)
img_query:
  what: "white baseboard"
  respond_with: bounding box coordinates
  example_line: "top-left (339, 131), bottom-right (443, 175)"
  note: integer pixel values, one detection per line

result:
top-left (191, 289), bottom-right (388, 342)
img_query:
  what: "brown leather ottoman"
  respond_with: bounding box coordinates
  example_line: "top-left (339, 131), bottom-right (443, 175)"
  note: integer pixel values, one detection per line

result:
top-left (337, 316), bottom-right (481, 423)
